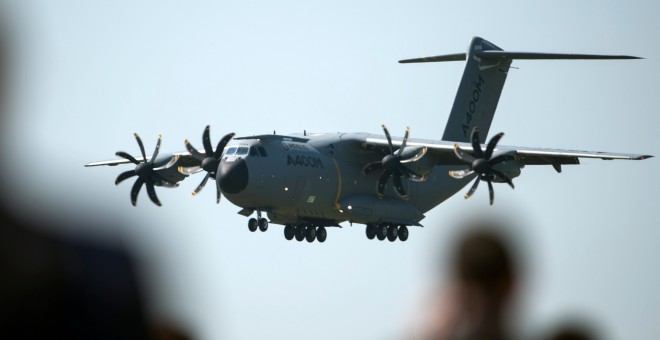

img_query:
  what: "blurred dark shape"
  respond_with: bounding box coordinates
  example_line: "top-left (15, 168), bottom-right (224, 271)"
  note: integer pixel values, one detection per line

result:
top-left (0, 211), bottom-right (152, 339)
top-left (542, 321), bottom-right (598, 340)
top-left (422, 224), bottom-right (518, 340)
top-left (0, 7), bottom-right (190, 340)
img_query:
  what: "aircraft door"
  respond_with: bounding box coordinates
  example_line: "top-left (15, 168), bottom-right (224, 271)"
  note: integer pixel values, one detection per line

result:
top-left (292, 176), bottom-right (306, 203)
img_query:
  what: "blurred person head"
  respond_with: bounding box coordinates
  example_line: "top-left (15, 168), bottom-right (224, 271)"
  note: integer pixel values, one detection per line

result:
top-left (540, 319), bottom-right (599, 340)
top-left (419, 220), bottom-right (520, 340)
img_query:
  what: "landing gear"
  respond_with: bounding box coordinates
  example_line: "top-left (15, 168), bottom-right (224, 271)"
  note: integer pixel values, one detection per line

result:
top-left (248, 218), bottom-right (258, 232)
top-left (376, 224), bottom-right (387, 241)
top-left (258, 218), bottom-right (268, 232)
top-left (247, 210), bottom-right (269, 232)
top-left (366, 224), bottom-right (376, 240)
top-left (248, 217), bottom-right (268, 232)
top-left (248, 215), bottom-right (330, 243)
top-left (368, 223), bottom-right (410, 242)
top-left (294, 226), bottom-right (306, 241)
top-left (284, 224), bottom-right (295, 240)
top-left (286, 225), bottom-right (328, 243)
top-left (317, 227), bottom-right (327, 243)
top-left (387, 225), bottom-right (398, 242)
top-left (398, 225), bottom-right (409, 242)
top-left (305, 226), bottom-right (317, 243)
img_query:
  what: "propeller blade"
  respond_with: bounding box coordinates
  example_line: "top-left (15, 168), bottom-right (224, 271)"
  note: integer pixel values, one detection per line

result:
top-left (145, 180), bottom-right (162, 206)
top-left (192, 173), bottom-right (211, 196)
top-left (216, 185), bottom-right (221, 204)
top-left (149, 134), bottom-right (162, 163)
top-left (376, 169), bottom-right (393, 197)
top-left (454, 144), bottom-right (476, 164)
top-left (130, 177), bottom-right (145, 206)
top-left (470, 127), bottom-right (484, 158)
top-left (484, 132), bottom-right (504, 159)
top-left (397, 127), bottom-right (410, 158)
top-left (115, 151), bottom-right (140, 165)
top-left (392, 172), bottom-right (408, 199)
top-left (361, 161), bottom-right (383, 176)
top-left (381, 124), bottom-right (393, 154)
top-left (487, 180), bottom-right (494, 205)
top-left (491, 169), bottom-right (515, 189)
top-left (115, 170), bottom-right (137, 185)
top-left (449, 169), bottom-right (474, 179)
top-left (134, 133), bottom-right (147, 160)
top-left (202, 125), bottom-right (213, 156)
top-left (464, 178), bottom-right (480, 199)
top-left (184, 140), bottom-right (206, 161)
top-left (400, 146), bottom-right (427, 164)
top-left (213, 132), bottom-right (236, 159)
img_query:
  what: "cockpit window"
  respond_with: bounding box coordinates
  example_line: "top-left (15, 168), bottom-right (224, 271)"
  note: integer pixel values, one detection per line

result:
top-left (225, 147), bottom-right (237, 156)
top-left (257, 146), bottom-right (268, 157)
top-left (236, 147), bottom-right (249, 155)
top-left (249, 147), bottom-right (258, 156)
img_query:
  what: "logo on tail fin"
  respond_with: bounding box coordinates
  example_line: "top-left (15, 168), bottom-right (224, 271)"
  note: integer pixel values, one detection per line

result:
top-left (462, 75), bottom-right (486, 137)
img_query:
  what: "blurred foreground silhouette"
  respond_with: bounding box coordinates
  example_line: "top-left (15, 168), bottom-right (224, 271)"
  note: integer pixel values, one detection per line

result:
top-left (420, 224), bottom-right (517, 340)
top-left (416, 219), bottom-right (599, 340)
top-left (0, 9), bottom-right (189, 340)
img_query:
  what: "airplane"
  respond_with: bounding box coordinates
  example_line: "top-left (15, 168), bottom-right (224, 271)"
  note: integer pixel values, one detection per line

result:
top-left (85, 37), bottom-right (652, 243)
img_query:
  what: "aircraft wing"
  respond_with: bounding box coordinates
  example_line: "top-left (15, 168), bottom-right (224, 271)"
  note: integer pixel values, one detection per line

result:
top-left (364, 136), bottom-right (652, 167)
top-left (84, 151), bottom-right (202, 169)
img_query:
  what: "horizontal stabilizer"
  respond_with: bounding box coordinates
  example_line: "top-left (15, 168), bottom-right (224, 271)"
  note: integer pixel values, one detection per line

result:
top-left (475, 50), bottom-right (642, 60)
top-left (399, 51), bottom-right (641, 64)
top-left (399, 53), bottom-right (466, 63)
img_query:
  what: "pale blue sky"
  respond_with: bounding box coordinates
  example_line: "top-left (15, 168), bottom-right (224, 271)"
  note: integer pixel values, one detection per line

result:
top-left (2, 1), bottom-right (659, 339)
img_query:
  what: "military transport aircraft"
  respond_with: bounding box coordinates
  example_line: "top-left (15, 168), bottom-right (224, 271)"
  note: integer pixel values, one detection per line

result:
top-left (86, 37), bottom-right (651, 243)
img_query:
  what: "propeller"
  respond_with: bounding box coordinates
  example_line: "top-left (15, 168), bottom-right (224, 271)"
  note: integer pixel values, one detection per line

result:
top-left (115, 133), bottom-right (167, 206)
top-left (361, 124), bottom-right (427, 199)
top-left (184, 125), bottom-right (235, 203)
top-left (449, 127), bottom-right (516, 205)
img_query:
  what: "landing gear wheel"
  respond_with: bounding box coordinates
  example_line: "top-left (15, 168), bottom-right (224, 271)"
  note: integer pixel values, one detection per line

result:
top-left (295, 226), bottom-right (306, 241)
top-left (306, 226), bottom-right (317, 243)
top-left (248, 218), bottom-right (258, 232)
top-left (258, 218), bottom-right (268, 232)
top-left (366, 224), bottom-right (376, 240)
top-left (376, 224), bottom-right (387, 241)
top-left (387, 225), bottom-right (398, 242)
top-left (398, 225), bottom-right (409, 242)
top-left (284, 225), bottom-right (294, 240)
top-left (317, 227), bottom-right (327, 243)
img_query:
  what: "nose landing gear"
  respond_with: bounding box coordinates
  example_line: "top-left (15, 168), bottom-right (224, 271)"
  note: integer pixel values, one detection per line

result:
top-left (247, 210), bottom-right (269, 232)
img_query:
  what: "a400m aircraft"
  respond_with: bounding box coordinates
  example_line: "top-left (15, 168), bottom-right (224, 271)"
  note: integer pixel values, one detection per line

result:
top-left (86, 37), bottom-right (652, 243)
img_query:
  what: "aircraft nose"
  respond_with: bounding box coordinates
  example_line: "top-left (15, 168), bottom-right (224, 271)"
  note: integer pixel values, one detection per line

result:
top-left (218, 158), bottom-right (249, 194)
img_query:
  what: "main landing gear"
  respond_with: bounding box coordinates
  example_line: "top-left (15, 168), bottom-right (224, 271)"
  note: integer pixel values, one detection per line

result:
top-left (365, 223), bottom-right (409, 242)
top-left (284, 224), bottom-right (327, 243)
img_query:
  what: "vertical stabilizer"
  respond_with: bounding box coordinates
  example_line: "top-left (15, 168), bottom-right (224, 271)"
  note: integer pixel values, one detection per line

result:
top-left (399, 37), bottom-right (640, 143)
top-left (442, 37), bottom-right (511, 142)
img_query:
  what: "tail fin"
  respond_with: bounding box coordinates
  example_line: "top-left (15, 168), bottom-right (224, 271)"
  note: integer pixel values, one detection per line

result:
top-left (400, 36), bottom-right (641, 143)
